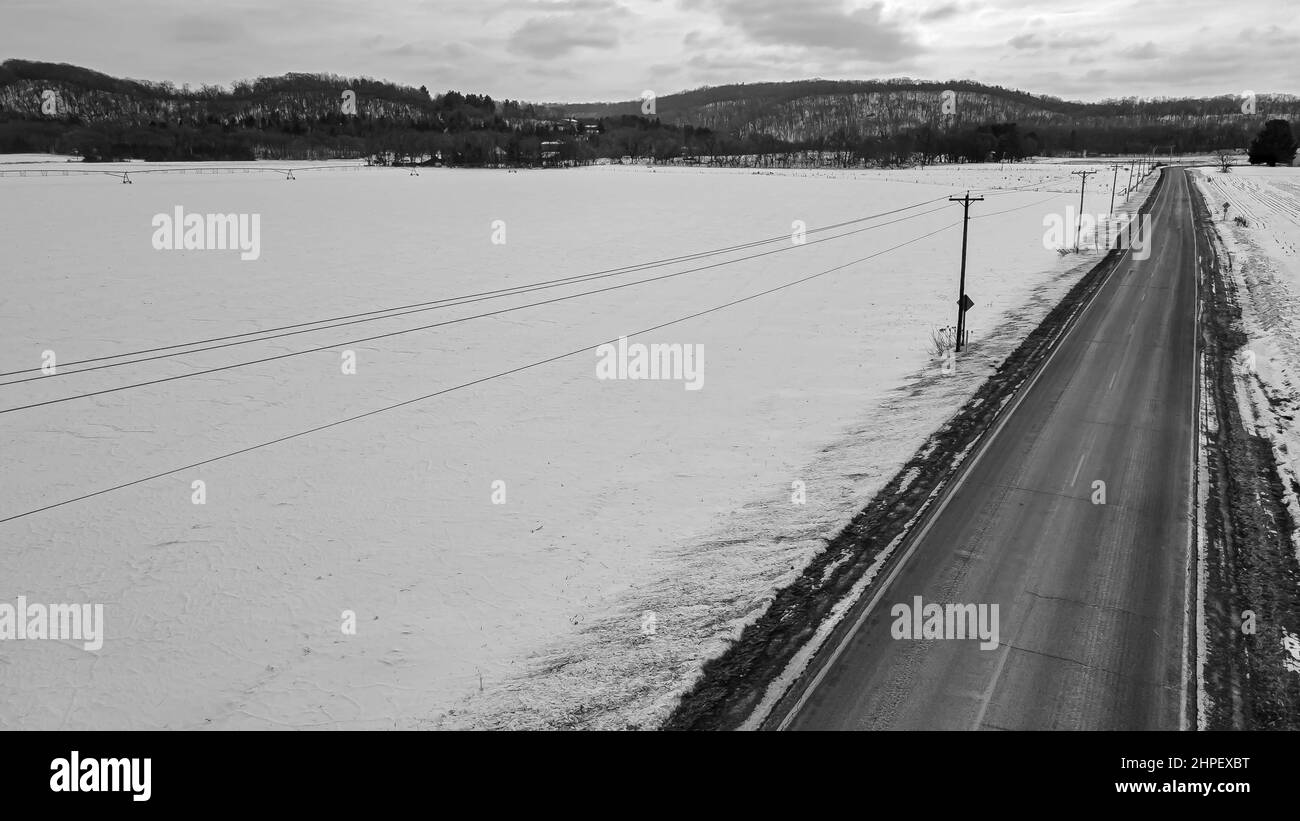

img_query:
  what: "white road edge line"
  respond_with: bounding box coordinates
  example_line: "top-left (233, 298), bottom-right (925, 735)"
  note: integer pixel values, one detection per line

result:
top-left (971, 640), bottom-right (1014, 730)
top-left (1180, 167), bottom-right (1203, 732)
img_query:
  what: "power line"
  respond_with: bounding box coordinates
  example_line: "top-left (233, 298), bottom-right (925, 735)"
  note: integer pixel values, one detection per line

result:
top-left (972, 191), bottom-right (1069, 219)
top-left (1, 173), bottom-right (1076, 383)
top-left (0, 220), bottom-right (959, 526)
top-left (973, 173), bottom-right (1078, 197)
top-left (1, 195), bottom-right (956, 383)
top-left (4, 187), bottom-right (1070, 398)
top-left (0, 205), bottom-right (957, 415)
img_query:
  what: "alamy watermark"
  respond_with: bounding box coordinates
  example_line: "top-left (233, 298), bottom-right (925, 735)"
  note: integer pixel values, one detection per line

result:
top-left (890, 595), bottom-right (999, 650)
top-left (50, 751), bottom-right (150, 802)
top-left (151, 206), bottom-right (261, 261)
top-left (0, 595), bottom-right (104, 651)
top-left (595, 336), bottom-right (704, 390)
top-left (1043, 207), bottom-right (1151, 260)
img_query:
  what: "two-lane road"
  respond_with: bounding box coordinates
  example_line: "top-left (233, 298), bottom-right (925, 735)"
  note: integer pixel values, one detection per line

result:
top-left (779, 168), bottom-right (1199, 730)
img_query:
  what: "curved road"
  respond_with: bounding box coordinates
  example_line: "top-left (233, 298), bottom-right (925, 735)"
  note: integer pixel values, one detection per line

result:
top-left (779, 168), bottom-right (1200, 731)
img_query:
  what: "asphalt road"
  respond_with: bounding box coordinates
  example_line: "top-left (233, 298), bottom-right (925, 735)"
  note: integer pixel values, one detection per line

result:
top-left (781, 169), bottom-right (1199, 730)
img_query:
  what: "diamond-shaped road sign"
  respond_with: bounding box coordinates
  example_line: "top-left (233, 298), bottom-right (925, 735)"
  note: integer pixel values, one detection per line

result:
top-left (958, 294), bottom-right (974, 312)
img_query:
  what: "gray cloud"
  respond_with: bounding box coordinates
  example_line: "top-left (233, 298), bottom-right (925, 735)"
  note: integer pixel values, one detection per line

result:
top-left (1008, 31), bottom-right (1105, 51)
top-left (506, 0), bottom-right (633, 59)
top-left (0, 0), bottom-right (1295, 105)
top-left (1236, 25), bottom-right (1300, 46)
top-left (168, 13), bottom-right (250, 45)
top-left (508, 17), bottom-right (620, 57)
top-left (919, 3), bottom-right (964, 23)
top-left (688, 0), bottom-right (922, 61)
top-left (1118, 41), bottom-right (1159, 60)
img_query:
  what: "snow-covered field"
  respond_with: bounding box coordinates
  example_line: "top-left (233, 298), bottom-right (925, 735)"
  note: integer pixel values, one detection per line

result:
top-left (0, 157), bottom-right (1154, 729)
top-left (1194, 165), bottom-right (1300, 557)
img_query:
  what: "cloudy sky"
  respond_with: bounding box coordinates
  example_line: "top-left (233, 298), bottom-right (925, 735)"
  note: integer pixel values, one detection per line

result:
top-left (2, 0), bottom-right (1295, 103)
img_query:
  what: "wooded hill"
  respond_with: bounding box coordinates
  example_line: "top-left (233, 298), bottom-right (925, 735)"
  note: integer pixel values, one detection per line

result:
top-left (0, 60), bottom-right (539, 161)
top-left (551, 79), bottom-right (1300, 156)
top-left (2, 61), bottom-right (1295, 164)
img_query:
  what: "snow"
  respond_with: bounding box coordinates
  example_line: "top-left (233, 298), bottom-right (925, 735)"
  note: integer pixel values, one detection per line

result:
top-left (1193, 165), bottom-right (1300, 560)
top-left (0, 158), bottom-right (1144, 729)
top-left (1196, 355), bottom-right (1211, 730)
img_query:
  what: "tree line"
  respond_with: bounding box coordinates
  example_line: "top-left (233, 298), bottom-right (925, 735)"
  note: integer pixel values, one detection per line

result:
top-left (1, 61), bottom-right (1294, 166)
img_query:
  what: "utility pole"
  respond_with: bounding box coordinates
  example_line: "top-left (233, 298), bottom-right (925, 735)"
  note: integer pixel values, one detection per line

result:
top-left (1071, 170), bottom-right (1095, 252)
top-left (949, 190), bottom-right (983, 353)
top-left (1108, 163), bottom-right (1124, 248)
top-left (1108, 163), bottom-right (1123, 215)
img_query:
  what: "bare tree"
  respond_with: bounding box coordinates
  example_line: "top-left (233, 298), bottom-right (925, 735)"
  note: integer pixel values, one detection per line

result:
top-left (1215, 150), bottom-right (1234, 173)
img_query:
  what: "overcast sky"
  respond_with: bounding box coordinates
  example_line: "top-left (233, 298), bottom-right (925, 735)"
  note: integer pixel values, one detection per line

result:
top-left (2, 0), bottom-right (1295, 103)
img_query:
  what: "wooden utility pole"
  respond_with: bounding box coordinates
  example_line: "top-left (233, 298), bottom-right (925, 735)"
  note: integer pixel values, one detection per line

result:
top-left (949, 191), bottom-right (983, 353)
top-left (1072, 170), bottom-right (1095, 252)
top-left (1108, 163), bottom-right (1124, 215)
top-left (1108, 164), bottom-right (1124, 248)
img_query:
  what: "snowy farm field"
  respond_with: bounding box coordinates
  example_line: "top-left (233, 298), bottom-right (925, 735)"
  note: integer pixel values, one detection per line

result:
top-left (0, 159), bottom-right (1149, 729)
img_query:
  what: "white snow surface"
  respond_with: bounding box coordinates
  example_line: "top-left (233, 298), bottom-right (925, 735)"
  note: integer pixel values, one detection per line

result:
top-left (1193, 165), bottom-right (1300, 560)
top-left (0, 158), bottom-right (1145, 729)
